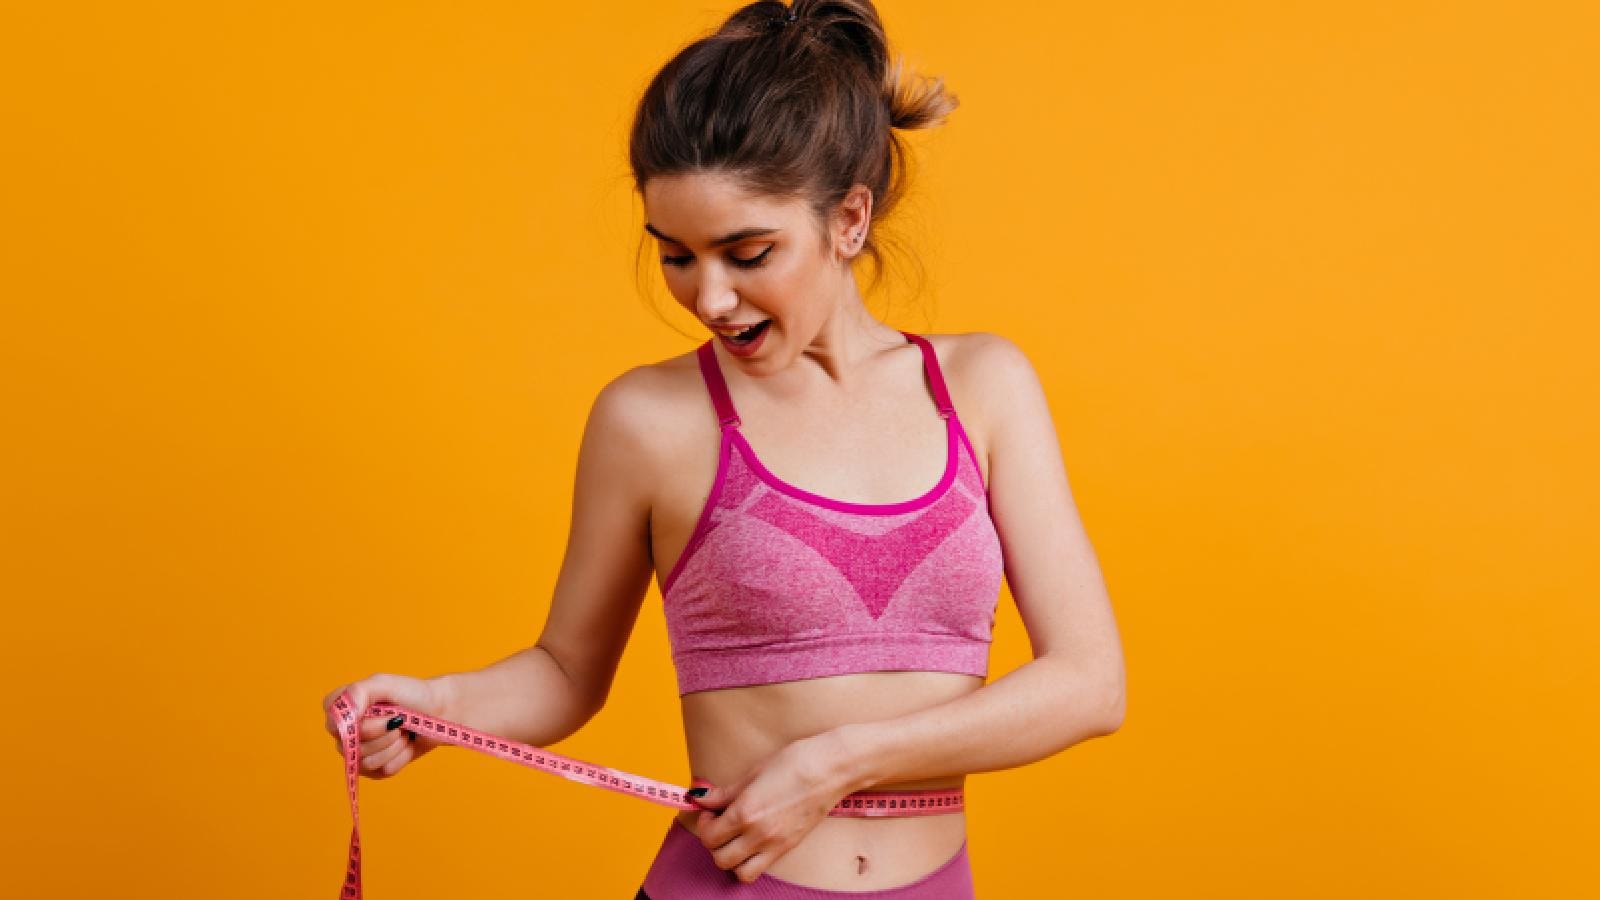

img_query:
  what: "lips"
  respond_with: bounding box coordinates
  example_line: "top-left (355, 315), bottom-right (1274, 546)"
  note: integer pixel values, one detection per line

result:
top-left (714, 319), bottom-right (771, 341)
top-left (718, 318), bottom-right (772, 356)
top-left (732, 320), bottom-right (770, 340)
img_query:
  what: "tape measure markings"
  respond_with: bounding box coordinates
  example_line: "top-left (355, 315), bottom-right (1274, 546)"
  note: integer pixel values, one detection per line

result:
top-left (331, 689), bottom-right (964, 898)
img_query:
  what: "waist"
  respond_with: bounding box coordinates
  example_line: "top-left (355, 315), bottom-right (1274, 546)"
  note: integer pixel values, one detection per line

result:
top-left (680, 669), bottom-right (980, 793)
top-left (669, 801), bottom-right (969, 888)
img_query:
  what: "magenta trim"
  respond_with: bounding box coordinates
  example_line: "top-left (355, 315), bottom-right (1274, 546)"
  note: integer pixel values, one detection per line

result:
top-left (659, 427), bottom-right (733, 597)
top-left (899, 330), bottom-right (956, 416)
top-left (695, 341), bottom-right (741, 427)
top-left (729, 415), bottom-right (958, 515)
top-left (952, 416), bottom-right (988, 493)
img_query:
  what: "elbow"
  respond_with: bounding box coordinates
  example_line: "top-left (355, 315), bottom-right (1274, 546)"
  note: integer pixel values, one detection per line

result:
top-left (1051, 655), bottom-right (1125, 738)
top-left (1097, 671), bottom-right (1126, 735)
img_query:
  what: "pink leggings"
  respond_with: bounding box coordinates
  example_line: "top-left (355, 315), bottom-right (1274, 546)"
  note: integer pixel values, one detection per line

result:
top-left (637, 818), bottom-right (975, 899)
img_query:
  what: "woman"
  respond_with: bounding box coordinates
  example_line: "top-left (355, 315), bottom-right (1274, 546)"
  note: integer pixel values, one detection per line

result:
top-left (322, 1), bottom-right (1124, 896)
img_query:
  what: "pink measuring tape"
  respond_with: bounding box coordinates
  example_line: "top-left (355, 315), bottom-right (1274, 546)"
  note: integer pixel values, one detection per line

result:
top-left (331, 689), bottom-right (965, 898)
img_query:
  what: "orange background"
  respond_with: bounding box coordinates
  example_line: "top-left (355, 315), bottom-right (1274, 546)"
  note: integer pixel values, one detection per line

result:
top-left (3, 2), bottom-right (1596, 897)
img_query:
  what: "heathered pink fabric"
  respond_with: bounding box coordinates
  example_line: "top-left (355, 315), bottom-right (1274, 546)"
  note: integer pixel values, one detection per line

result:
top-left (640, 818), bottom-right (975, 898)
top-left (658, 331), bottom-right (1004, 696)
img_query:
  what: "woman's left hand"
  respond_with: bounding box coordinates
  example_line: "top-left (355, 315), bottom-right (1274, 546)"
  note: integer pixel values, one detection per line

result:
top-left (687, 730), bottom-right (858, 884)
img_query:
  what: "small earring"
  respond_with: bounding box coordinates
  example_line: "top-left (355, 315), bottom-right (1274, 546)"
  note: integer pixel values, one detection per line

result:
top-left (842, 230), bottom-right (863, 257)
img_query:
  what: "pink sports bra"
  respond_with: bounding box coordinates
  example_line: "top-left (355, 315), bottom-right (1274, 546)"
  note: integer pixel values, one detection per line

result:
top-left (658, 331), bottom-right (1005, 695)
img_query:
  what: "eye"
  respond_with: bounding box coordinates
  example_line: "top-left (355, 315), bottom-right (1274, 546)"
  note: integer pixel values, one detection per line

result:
top-left (730, 245), bottom-right (773, 269)
top-left (660, 245), bottom-right (773, 269)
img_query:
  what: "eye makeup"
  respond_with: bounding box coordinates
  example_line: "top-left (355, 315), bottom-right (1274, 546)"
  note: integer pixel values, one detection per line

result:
top-left (661, 245), bottom-right (772, 269)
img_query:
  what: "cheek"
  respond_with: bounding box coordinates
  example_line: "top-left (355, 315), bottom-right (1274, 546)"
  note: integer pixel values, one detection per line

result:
top-left (661, 271), bottom-right (695, 308)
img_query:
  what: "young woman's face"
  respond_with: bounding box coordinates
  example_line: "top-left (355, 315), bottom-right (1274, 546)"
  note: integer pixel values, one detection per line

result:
top-left (643, 170), bottom-right (848, 365)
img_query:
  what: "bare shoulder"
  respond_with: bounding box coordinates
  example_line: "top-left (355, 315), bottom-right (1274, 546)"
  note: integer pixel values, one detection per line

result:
top-left (582, 347), bottom-right (709, 485)
top-left (922, 331), bottom-right (1045, 444)
top-left (592, 348), bottom-right (699, 417)
top-left (588, 346), bottom-right (702, 438)
top-left (534, 347), bottom-right (711, 711)
top-left (930, 330), bottom-right (1035, 380)
top-left (932, 332), bottom-right (1122, 725)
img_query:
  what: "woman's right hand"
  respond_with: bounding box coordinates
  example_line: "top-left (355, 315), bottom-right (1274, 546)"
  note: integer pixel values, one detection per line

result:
top-left (322, 672), bottom-right (455, 779)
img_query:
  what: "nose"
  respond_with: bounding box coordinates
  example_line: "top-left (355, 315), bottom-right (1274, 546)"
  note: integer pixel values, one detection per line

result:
top-left (694, 267), bottom-right (739, 323)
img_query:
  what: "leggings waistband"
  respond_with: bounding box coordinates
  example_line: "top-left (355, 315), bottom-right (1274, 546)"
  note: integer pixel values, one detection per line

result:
top-left (639, 818), bottom-right (975, 898)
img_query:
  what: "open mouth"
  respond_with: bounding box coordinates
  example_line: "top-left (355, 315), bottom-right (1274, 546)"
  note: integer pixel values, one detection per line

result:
top-left (727, 319), bottom-right (772, 345)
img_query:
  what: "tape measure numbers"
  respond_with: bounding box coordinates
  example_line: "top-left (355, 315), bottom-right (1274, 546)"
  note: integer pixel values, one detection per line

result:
top-left (330, 689), bottom-right (965, 898)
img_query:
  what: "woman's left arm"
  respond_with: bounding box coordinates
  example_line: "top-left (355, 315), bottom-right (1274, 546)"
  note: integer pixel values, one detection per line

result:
top-left (825, 332), bottom-right (1127, 792)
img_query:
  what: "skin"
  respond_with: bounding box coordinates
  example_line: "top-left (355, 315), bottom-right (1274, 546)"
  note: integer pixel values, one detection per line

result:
top-left (323, 169), bottom-right (1126, 891)
top-left (642, 171), bottom-right (988, 887)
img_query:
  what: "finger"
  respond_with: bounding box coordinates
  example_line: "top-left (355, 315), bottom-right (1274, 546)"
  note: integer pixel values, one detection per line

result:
top-left (359, 712), bottom-right (408, 742)
top-left (708, 831), bottom-right (757, 872)
top-left (687, 777), bottom-right (730, 811)
top-left (361, 733), bottom-right (410, 774)
top-left (378, 739), bottom-right (417, 776)
top-left (695, 809), bottom-right (723, 847)
top-left (371, 738), bottom-right (420, 779)
top-left (359, 727), bottom-right (403, 758)
top-left (732, 850), bottom-right (773, 885)
top-left (696, 804), bottom-right (738, 846)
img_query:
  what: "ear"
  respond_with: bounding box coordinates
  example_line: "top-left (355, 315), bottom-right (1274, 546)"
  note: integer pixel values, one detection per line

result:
top-left (833, 183), bottom-right (874, 261)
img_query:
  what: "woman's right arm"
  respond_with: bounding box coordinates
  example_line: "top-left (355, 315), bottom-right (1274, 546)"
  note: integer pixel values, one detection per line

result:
top-left (433, 367), bottom-right (663, 747)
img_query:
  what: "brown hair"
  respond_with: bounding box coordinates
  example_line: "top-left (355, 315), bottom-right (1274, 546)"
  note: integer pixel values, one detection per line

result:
top-left (628, 0), bottom-right (958, 308)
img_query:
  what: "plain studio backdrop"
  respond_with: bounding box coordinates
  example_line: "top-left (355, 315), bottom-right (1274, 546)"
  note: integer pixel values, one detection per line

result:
top-left (1, 1), bottom-right (1595, 897)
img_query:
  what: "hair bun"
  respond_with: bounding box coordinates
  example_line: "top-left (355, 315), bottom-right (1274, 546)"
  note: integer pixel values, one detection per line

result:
top-left (631, 0), bottom-right (958, 300)
top-left (885, 55), bottom-right (958, 131)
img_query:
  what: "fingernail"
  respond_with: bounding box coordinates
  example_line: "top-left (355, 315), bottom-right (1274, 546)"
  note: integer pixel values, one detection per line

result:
top-left (686, 787), bottom-right (708, 799)
top-left (386, 714), bottom-right (406, 731)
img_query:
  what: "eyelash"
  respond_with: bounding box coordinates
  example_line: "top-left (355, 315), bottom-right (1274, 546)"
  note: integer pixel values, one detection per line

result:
top-left (661, 245), bottom-right (772, 269)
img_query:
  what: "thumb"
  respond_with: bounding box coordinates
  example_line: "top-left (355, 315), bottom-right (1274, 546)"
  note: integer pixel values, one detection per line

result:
top-left (362, 673), bottom-right (439, 713)
top-left (690, 770), bottom-right (755, 813)
top-left (349, 674), bottom-right (439, 742)
top-left (686, 776), bottom-right (729, 811)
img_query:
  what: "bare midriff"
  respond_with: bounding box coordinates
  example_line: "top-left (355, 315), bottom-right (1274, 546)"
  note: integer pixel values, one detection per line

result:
top-left (672, 669), bottom-right (981, 891)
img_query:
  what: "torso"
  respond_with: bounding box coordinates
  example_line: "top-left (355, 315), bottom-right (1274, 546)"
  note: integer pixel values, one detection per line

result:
top-left (644, 333), bottom-right (990, 890)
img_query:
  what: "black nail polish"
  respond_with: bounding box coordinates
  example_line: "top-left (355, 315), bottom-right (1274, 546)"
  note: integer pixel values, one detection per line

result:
top-left (686, 786), bottom-right (708, 799)
top-left (386, 714), bottom-right (406, 731)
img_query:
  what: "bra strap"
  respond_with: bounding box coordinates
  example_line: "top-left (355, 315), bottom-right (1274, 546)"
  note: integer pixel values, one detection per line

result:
top-left (900, 331), bottom-right (955, 419)
top-left (695, 340), bottom-right (742, 428)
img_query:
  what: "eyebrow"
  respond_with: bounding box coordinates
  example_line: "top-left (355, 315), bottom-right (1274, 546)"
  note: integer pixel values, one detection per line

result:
top-left (644, 223), bottom-right (781, 247)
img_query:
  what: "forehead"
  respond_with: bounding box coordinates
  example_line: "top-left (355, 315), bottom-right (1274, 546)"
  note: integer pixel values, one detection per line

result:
top-left (643, 171), bottom-right (802, 239)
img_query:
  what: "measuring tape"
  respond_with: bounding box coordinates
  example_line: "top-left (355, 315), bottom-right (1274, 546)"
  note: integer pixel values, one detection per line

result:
top-left (331, 689), bottom-right (965, 898)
